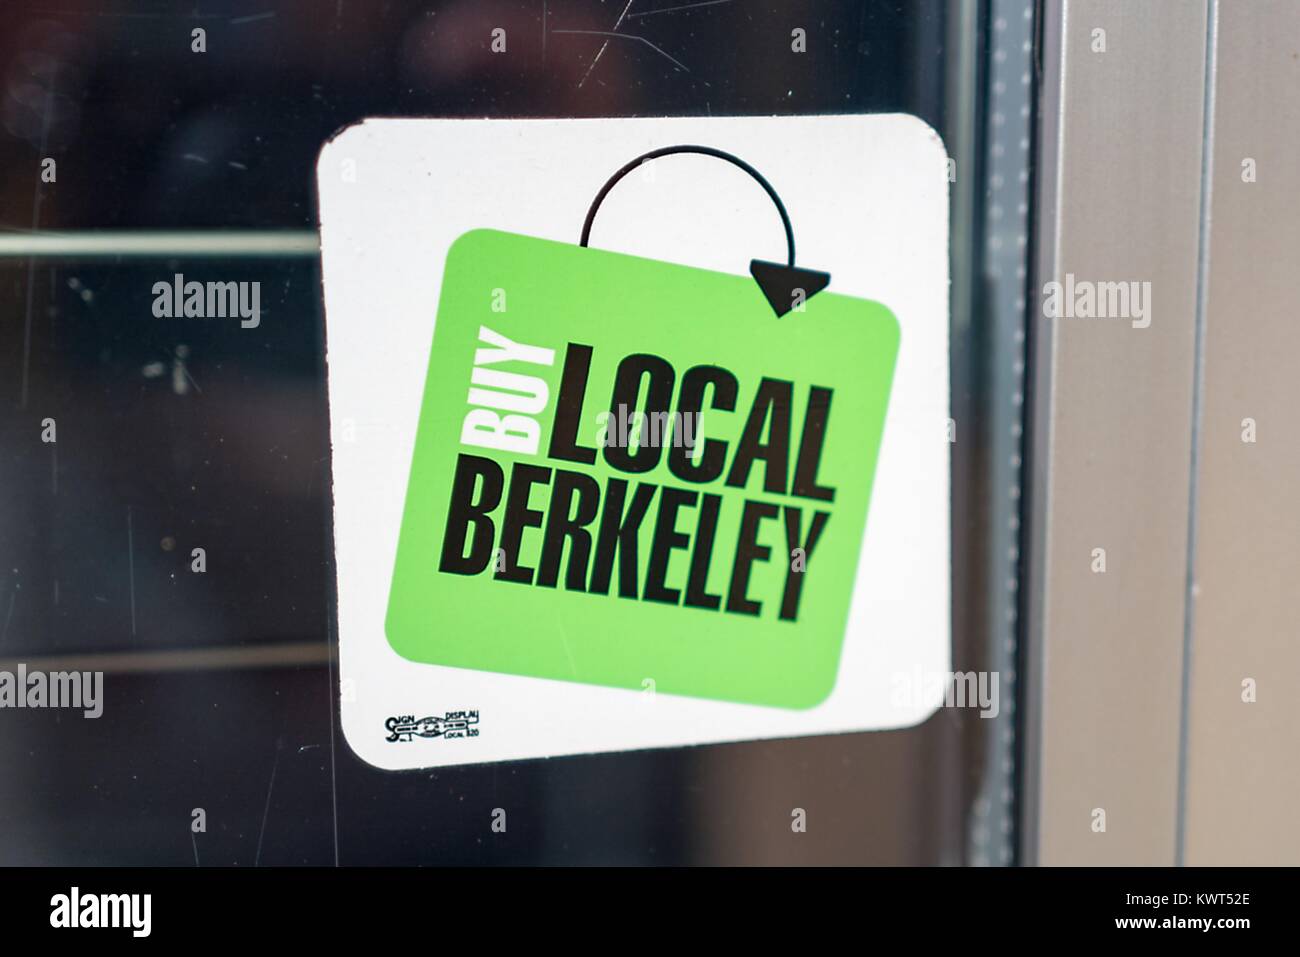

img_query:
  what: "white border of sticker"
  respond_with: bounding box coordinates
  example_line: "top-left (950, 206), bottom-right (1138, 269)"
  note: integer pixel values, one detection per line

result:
top-left (317, 114), bottom-right (951, 770)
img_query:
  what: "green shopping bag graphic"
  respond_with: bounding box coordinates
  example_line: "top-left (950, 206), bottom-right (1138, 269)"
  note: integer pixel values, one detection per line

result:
top-left (385, 148), bottom-right (900, 709)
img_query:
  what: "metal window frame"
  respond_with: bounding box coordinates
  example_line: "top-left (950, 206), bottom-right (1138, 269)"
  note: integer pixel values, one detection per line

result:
top-left (1022, 0), bottom-right (1211, 865)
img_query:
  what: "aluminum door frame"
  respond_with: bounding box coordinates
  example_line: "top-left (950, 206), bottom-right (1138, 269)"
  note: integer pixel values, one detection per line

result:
top-left (1022, 0), bottom-right (1210, 865)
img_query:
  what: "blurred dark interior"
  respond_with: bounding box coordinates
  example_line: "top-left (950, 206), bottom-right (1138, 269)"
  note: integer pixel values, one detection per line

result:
top-left (0, 0), bottom-right (1004, 865)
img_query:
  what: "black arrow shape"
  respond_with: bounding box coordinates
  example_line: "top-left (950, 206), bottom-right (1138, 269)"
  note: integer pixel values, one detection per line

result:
top-left (580, 145), bottom-right (832, 318)
top-left (749, 260), bottom-right (831, 317)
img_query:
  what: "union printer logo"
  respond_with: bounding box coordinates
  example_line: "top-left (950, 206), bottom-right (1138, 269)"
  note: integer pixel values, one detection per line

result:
top-left (385, 711), bottom-right (481, 742)
top-left (385, 146), bottom-right (901, 709)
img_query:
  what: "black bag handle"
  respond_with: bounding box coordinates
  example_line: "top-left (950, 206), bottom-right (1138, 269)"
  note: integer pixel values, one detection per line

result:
top-left (577, 144), bottom-right (829, 317)
top-left (579, 145), bottom-right (796, 269)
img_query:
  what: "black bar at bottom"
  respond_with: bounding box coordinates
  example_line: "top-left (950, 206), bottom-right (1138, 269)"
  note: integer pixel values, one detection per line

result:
top-left (0, 866), bottom-right (1281, 942)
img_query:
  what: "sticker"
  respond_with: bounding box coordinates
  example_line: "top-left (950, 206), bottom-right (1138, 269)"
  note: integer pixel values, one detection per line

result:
top-left (318, 115), bottom-right (950, 769)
